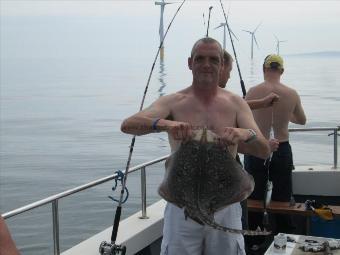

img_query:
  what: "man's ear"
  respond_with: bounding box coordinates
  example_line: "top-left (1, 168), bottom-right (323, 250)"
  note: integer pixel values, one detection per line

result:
top-left (188, 57), bottom-right (192, 70)
top-left (280, 69), bottom-right (284, 74)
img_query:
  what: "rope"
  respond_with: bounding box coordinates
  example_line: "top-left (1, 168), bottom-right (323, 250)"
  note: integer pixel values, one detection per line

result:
top-left (108, 170), bottom-right (129, 204)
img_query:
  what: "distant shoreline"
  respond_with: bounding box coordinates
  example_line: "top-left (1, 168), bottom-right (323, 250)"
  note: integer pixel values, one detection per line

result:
top-left (285, 51), bottom-right (340, 57)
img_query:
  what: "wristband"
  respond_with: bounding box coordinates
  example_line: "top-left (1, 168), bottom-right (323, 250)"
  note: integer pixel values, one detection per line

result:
top-left (151, 118), bottom-right (161, 132)
top-left (244, 129), bottom-right (257, 143)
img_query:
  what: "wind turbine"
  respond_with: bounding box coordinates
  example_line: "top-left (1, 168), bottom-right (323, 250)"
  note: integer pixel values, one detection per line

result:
top-left (242, 22), bottom-right (262, 59)
top-left (214, 8), bottom-right (238, 50)
top-left (155, 0), bottom-right (173, 60)
top-left (274, 35), bottom-right (287, 55)
top-left (215, 23), bottom-right (238, 50)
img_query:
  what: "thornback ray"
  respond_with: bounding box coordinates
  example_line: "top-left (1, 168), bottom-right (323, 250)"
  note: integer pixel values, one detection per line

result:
top-left (159, 128), bottom-right (271, 236)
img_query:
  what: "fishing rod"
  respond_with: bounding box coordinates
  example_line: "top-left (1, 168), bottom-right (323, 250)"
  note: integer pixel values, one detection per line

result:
top-left (99, 1), bottom-right (187, 254)
top-left (219, 0), bottom-right (247, 97)
top-left (206, 6), bottom-right (213, 37)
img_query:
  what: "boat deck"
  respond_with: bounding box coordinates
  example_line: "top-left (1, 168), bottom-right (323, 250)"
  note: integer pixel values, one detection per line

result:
top-left (62, 200), bottom-right (166, 255)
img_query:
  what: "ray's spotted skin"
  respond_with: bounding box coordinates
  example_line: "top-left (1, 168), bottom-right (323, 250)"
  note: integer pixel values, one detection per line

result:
top-left (159, 128), bottom-right (271, 236)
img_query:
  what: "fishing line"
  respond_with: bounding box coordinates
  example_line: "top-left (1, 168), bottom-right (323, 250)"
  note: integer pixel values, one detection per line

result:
top-left (99, 1), bottom-right (187, 254)
top-left (263, 106), bottom-right (274, 228)
top-left (219, 0), bottom-right (247, 97)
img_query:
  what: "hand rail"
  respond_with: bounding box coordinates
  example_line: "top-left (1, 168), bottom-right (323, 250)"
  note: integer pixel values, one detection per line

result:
top-left (1, 126), bottom-right (339, 254)
top-left (288, 126), bottom-right (339, 168)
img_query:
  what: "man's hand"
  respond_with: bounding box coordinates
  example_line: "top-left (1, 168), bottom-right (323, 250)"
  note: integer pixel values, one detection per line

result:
top-left (269, 138), bottom-right (279, 152)
top-left (164, 121), bottom-right (192, 141)
top-left (262, 92), bottom-right (279, 107)
top-left (220, 127), bottom-right (252, 145)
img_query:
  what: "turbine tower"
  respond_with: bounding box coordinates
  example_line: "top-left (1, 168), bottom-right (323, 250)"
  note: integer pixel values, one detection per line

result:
top-left (242, 22), bottom-right (262, 59)
top-left (155, 0), bottom-right (173, 60)
top-left (274, 35), bottom-right (287, 55)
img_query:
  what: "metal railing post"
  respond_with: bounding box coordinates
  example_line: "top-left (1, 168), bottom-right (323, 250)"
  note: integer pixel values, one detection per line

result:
top-left (52, 200), bottom-right (60, 255)
top-left (139, 166), bottom-right (149, 219)
top-left (334, 128), bottom-right (338, 169)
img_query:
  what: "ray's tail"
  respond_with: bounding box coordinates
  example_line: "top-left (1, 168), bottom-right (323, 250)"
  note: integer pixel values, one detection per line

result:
top-left (195, 204), bottom-right (271, 236)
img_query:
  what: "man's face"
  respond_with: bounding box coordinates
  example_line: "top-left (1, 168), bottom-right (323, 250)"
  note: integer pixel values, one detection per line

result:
top-left (188, 42), bottom-right (223, 86)
top-left (219, 62), bottom-right (232, 88)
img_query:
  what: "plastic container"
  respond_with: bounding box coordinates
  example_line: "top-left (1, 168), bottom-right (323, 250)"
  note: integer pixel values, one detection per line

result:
top-left (310, 216), bottom-right (340, 238)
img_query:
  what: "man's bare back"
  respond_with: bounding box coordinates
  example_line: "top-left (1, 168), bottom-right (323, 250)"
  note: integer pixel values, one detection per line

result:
top-left (246, 77), bottom-right (306, 142)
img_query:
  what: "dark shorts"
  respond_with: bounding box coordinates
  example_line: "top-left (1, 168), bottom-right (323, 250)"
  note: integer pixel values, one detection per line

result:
top-left (244, 141), bottom-right (294, 202)
top-left (244, 142), bottom-right (295, 240)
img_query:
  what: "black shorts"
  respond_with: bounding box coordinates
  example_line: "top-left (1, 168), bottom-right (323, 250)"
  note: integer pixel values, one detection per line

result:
top-left (244, 141), bottom-right (294, 202)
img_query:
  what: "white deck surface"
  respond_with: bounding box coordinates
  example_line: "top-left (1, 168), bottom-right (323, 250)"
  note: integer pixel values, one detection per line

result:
top-left (62, 199), bottom-right (166, 255)
top-left (292, 165), bottom-right (340, 196)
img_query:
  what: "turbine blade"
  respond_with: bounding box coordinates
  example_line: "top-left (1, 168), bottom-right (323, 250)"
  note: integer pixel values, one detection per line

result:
top-left (254, 35), bottom-right (259, 49)
top-left (242, 29), bottom-right (252, 34)
top-left (254, 21), bottom-right (262, 33)
top-left (226, 4), bottom-right (231, 22)
top-left (215, 23), bottom-right (224, 29)
top-left (230, 29), bottom-right (239, 41)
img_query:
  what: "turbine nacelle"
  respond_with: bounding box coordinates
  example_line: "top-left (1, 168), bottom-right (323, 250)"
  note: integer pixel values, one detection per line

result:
top-left (215, 22), bottom-right (227, 29)
top-left (155, 1), bottom-right (173, 6)
top-left (274, 34), bottom-right (287, 55)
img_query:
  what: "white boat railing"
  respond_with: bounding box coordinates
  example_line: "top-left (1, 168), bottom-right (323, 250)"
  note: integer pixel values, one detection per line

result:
top-left (2, 126), bottom-right (339, 255)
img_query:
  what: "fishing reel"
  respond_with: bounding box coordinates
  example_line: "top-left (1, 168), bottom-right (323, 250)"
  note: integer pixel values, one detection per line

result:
top-left (99, 241), bottom-right (126, 255)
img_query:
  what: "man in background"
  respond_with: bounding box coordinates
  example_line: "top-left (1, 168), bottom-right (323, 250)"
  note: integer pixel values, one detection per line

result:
top-left (219, 50), bottom-right (280, 231)
top-left (244, 54), bottom-right (306, 252)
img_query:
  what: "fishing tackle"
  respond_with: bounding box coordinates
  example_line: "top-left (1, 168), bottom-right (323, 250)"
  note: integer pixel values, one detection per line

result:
top-left (262, 108), bottom-right (275, 229)
top-left (99, 1), bottom-right (187, 254)
top-left (219, 0), bottom-right (247, 97)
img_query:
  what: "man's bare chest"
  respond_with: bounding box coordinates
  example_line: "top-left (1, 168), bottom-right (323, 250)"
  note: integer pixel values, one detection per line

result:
top-left (170, 99), bottom-right (237, 132)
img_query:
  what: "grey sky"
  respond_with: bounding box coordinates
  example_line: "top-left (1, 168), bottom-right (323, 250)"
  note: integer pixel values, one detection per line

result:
top-left (1, 1), bottom-right (339, 58)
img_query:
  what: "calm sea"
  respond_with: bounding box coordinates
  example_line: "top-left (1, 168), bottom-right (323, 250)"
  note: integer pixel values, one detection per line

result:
top-left (1, 3), bottom-right (340, 254)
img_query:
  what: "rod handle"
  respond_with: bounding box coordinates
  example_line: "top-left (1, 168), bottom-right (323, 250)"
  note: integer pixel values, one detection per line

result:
top-left (111, 206), bottom-right (122, 243)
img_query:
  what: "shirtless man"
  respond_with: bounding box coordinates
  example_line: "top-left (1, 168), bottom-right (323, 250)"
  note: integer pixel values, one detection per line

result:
top-left (219, 50), bottom-right (280, 233)
top-left (244, 54), bottom-right (306, 246)
top-left (121, 37), bottom-right (270, 255)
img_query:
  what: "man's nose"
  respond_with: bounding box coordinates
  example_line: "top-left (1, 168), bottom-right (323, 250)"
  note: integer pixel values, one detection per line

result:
top-left (202, 58), bottom-right (211, 67)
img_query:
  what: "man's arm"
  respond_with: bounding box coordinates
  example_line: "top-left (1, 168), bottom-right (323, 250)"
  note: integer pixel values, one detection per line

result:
top-left (0, 216), bottom-right (20, 255)
top-left (290, 94), bottom-right (306, 125)
top-left (246, 92), bottom-right (279, 110)
top-left (121, 96), bottom-right (170, 136)
top-left (235, 98), bottom-right (271, 159)
top-left (121, 94), bottom-right (192, 140)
